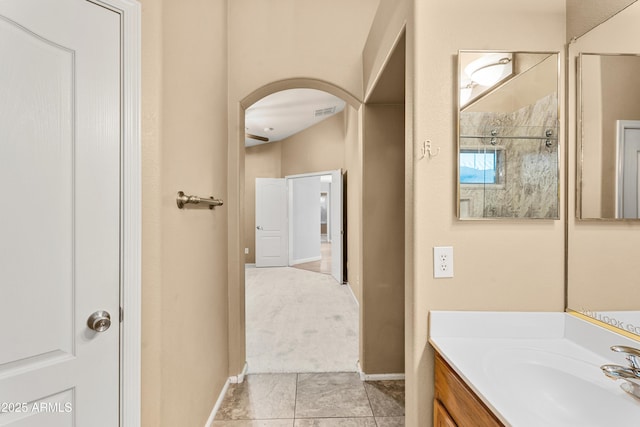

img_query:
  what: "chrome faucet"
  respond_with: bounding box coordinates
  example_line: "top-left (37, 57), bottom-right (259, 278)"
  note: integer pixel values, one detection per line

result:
top-left (601, 345), bottom-right (640, 400)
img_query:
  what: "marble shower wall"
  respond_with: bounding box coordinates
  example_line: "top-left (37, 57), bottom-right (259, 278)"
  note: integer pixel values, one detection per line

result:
top-left (459, 93), bottom-right (559, 218)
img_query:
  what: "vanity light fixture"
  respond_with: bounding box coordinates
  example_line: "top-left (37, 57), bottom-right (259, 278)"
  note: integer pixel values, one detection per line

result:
top-left (459, 81), bottom-right (476, 105)
top-left (465, 54), bottom-right (513, 87)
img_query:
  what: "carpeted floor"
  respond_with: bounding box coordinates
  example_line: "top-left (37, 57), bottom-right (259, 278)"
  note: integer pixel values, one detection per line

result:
top-left (246, 266), bottom-right (359, 373)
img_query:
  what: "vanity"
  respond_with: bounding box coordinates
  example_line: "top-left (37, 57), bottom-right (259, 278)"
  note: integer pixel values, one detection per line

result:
top-left (429, 312), bottom-right (640, 427)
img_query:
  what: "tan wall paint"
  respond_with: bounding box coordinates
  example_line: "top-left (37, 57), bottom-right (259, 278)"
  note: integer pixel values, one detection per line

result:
top-left (244, 142), bottom-right (282, 264)
top-left (141, 0), bottom-right (229, 426)
top-left (363, 0), bottom-right (410, 98)
top-left (568, 2), bottom-right (640, 313)
top-left (344, 107), bottom-right (363, 300)
top-left (280, 112), bottom-right (346, 177)
top-left (362, 104), bottom-right (405, 374)
top-left (566, 0), bottom-right (637, 41)
top-left (411, 1), bottom-right (565, 424)
top-left (580, 55), bottom-right (604, 218)
top-left (227, 0), bottom-right (380, 374)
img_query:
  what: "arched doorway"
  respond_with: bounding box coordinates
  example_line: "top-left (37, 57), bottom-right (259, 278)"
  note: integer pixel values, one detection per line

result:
top-left (227, 78), bottom-right (363, 377)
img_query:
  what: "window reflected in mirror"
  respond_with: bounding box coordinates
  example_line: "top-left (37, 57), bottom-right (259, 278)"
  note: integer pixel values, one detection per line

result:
top-left (457, 51), bottom-right (560, 219)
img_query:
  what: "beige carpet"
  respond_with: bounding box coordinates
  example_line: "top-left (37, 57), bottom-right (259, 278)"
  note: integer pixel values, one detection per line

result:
top-left (246, 266), bottom-right (358, 373)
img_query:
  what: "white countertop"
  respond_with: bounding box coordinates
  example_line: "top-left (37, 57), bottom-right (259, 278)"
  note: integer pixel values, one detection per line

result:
top-left (429, 311), bottom-right (640, 427)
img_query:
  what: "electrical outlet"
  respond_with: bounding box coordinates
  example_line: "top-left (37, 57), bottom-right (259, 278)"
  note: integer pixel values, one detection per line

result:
top-left (433, 246), bottom-right (454, 278)
top-left (244, 248), bottom-right (249, 254)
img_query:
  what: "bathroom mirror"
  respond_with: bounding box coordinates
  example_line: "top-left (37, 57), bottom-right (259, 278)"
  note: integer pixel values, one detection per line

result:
top-left (578, 53), bottom-right (640, 219)
top-left (568, 0), bottom-right (640, 340)
top-left (457, 51), bottom-right (560, 219)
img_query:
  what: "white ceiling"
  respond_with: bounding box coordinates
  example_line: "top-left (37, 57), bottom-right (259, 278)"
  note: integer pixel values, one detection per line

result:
top-left (245, 88), bottom-right (346, 147)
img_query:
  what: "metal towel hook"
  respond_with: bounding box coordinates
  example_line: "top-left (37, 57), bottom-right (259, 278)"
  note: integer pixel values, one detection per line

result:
top-left (420, 140), bottom-right (440, 160)
top-left (176, 191), bottom-right (224, 210)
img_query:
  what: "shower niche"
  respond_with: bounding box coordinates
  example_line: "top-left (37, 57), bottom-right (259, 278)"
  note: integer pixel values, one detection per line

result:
top-left (457, 51), bottom-right (560, 219)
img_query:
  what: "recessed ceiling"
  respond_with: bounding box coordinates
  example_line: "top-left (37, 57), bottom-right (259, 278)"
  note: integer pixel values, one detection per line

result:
top-left (245, 88), bottom-right (346, 147)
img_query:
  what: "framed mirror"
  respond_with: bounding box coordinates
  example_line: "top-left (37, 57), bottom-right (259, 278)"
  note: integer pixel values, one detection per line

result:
top-left (457, 51), bottom-right (560, 219)
top-left (578, 53), bottom-right (640, 219)
top-left (568, 1), bottom-right (640, 341)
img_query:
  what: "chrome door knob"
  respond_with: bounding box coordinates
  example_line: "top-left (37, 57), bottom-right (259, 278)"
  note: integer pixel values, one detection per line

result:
top-left (87, 310), bottom-right (111, 332)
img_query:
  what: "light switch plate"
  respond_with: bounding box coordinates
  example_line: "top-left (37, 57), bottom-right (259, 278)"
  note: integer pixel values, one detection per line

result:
top-left (434, 246), bottom-right (454, 278)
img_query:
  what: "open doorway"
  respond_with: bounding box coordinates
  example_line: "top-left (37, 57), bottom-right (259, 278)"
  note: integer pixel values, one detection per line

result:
top-left (292, 175), bottom-right (333, 275)
top-left (244, 89), bottom-right (358, 373)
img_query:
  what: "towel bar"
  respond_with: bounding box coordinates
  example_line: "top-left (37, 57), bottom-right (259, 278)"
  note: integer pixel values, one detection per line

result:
top-left (176, 191), bottom-right (224, 209)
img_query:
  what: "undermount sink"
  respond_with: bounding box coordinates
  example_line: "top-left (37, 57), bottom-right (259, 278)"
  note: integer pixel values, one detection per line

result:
top-left (429, 312), bottom-right (640, 427)
top-left (484, 346), bottom-right (640, 426)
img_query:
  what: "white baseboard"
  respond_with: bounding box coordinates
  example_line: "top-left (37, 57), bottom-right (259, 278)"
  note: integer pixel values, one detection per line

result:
top-left (344, 282), bottom-right (359, 307)
top-left (229, 362), bottom-right (248, 384)
top-left (204, 363), bottom-right (248, 427)
top-left (291, 255), bottom-right (322, 265)
top-left (204, 379), bottom-right (229, 427)
top-left (245, 263), bottom-right (256, 268)
top-left (357, 361), bottom-right (405, 381)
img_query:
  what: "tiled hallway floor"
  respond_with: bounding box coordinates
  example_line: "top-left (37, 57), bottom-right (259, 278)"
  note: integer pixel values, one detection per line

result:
top-left (213, 373), bottom-right (404, 426)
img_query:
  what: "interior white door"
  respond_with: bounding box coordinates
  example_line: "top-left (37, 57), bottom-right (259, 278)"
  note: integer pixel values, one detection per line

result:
top-left (617, 121), bottom-right (640, 218)
top-left (0, 1), bottom-right (121, 425)
top-left (256, 178), bottom-right (288, 267)
top-left (330, 170), bottom-right (343, 283)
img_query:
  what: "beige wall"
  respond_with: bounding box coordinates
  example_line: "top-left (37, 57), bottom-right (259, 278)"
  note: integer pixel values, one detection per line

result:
top-left (362, 104), bottom-right (405, 374)
top-left (280, 112), bottom-right (347, 177)
top-left (568, 2), bottom-right (640, 313)
top-left (141, 0), bottom-right (229, 426)
top-left (411, 1), bottom-right (566, 424)
top-left (566, 0), bottom-right (637, 41)
top-left (344, 107), bottom-right (363, 300)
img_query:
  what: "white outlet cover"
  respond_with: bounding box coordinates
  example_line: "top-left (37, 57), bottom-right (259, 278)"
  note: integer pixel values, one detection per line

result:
top-left (433, 246), bottom-right (454, 278)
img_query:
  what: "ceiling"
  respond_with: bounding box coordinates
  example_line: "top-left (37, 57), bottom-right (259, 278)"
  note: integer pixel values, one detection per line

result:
top-left (245, 88), bottom-right (346, 147)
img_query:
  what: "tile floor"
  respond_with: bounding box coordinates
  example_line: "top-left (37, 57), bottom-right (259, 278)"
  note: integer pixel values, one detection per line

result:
top-left (213, 373), bottom-right (404, 426)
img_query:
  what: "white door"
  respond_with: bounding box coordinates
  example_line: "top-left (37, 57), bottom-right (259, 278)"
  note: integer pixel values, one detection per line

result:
top-left (0, 1), bottom-right (121, 425)
top-left (330, 170), bottom-right (343, 283)
top-left (617, 120), bottom-right (640, 218)
top-left (256, 178), bottom-right (288, 267)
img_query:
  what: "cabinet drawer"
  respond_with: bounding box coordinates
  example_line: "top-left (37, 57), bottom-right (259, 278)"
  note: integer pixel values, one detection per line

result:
top-left (434, 353), bottom-right (504, 427)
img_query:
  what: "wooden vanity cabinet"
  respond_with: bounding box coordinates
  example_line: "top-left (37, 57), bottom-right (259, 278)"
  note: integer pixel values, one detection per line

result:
top-left (434, 353), bottom-right (505, 427)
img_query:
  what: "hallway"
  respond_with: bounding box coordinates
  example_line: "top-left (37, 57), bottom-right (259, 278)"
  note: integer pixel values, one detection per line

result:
top-left (245, 266), bottom-right (357, 373)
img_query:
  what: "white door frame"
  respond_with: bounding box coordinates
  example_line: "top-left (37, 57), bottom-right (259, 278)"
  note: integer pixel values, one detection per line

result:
top-left (616, 120), bottom-right (640, 218)
top-left (92, 0), bottom-right (141, 425)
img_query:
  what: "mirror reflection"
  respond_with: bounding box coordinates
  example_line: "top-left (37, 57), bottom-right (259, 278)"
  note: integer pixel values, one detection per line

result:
top-left (568, 0), bottom-right (640, 340)
top-left (579, 53), bottom-right (640, 219)
top-left (457, 51), bottom-right (560, 219)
